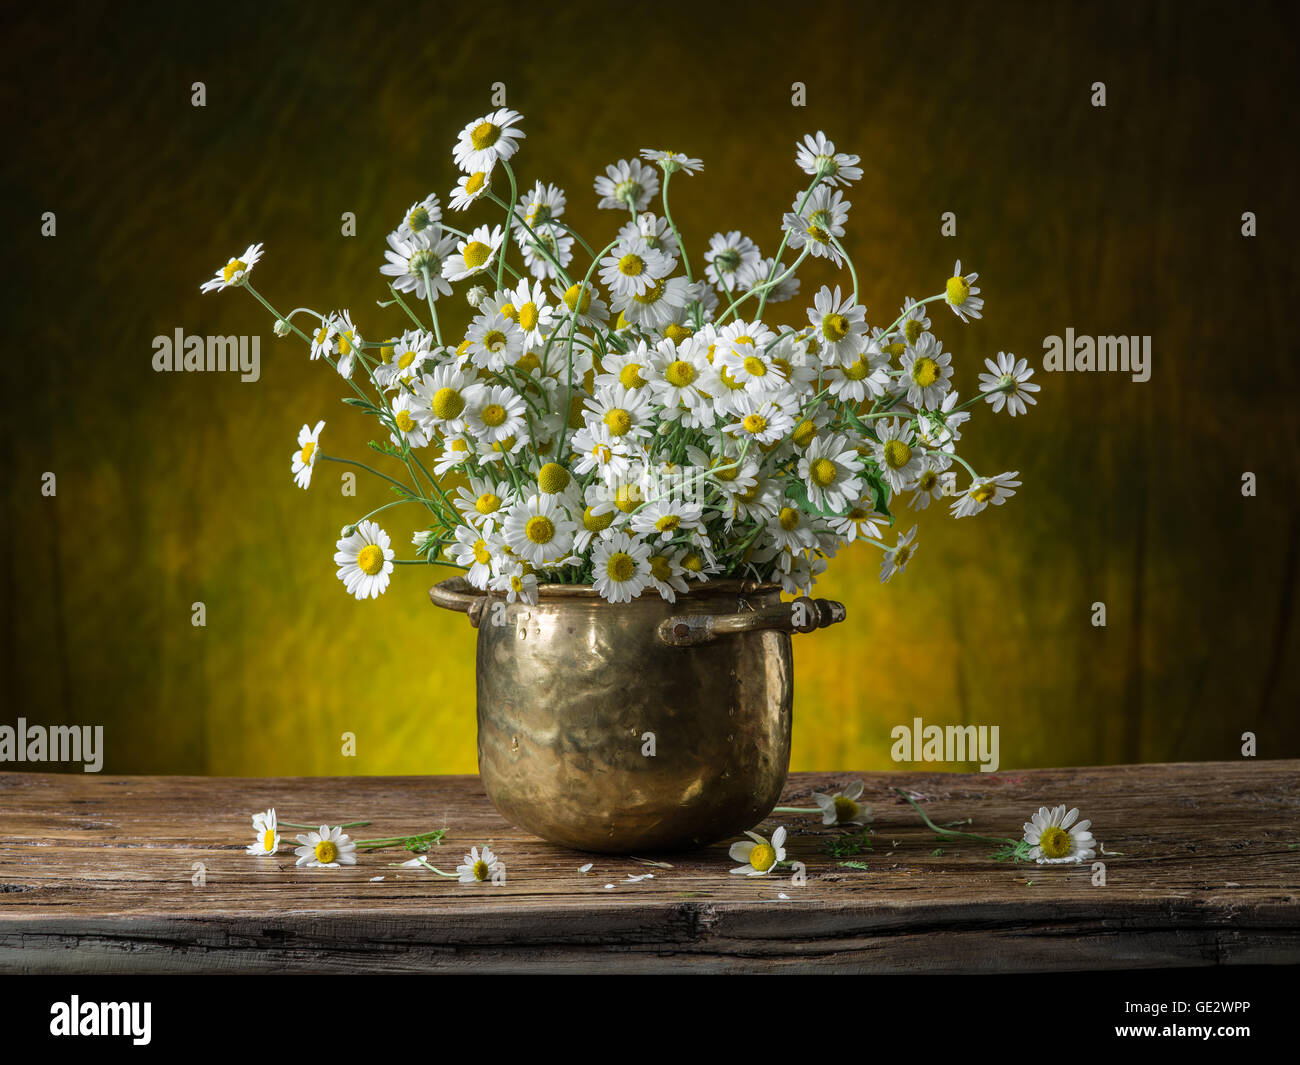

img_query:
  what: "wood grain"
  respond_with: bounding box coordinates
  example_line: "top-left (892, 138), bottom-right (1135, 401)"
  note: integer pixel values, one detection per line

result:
top-left (1, 762), bottom-right (1297, 973)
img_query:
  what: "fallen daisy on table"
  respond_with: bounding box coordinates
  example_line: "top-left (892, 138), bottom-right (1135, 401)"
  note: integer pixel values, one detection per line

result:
top-left (294, 825), bottom-right (358, 868)
top-left (246, 808), bottom-right (280, 855)
top-left (729, 827), bottom-right (787, 876)
top-left (1022, 805), bottom-right (1096, 865)
top-left (773, 780), bottom-right (871, 825)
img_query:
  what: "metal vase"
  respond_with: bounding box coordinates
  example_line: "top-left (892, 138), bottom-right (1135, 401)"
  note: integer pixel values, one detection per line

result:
top-left (430, 577), bottom-right (846, 853)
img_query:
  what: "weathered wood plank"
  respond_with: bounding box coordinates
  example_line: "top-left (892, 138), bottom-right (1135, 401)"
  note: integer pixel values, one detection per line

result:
top-left (1, 762), bottom-right (1297, 973)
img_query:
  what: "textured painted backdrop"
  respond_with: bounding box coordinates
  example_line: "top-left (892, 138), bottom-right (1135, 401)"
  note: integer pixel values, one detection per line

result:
top-left (2, 0), bottom-right (1297, 776)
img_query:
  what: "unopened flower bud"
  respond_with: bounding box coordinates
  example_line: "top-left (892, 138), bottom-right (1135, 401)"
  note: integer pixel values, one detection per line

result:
top-left (273, 319), bottom-right (291, 337)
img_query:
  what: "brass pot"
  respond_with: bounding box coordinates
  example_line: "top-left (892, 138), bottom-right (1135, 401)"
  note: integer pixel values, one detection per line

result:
top-left (429, 577), bottom-right (846, 853)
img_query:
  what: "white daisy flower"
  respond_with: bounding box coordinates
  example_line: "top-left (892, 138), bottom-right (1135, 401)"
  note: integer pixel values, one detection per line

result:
top-left (455, 477), bottom-right (513, 530)
top-left (464, 384), bottom-right (527, 444)
top-left (879, 525), bottom-right (919, 583)
top-left (551, 280), bottom-right (610, 329)
top-left (374, 330), bottom-right (435, 392)
top-left (200, 242), bottom-right (263, 293)
top-left (334, 520), bottom-right (395, 600)
top-left (765, 504), bottom-right (818, 553)
top-left (640, 148), bottom-right (703, 175)
top-left (900, 332), bottom-right (955, 410)
top-left (331, 311), bottom-right (363, 379)
top-left (916, 389), bottom-right (969, 453)
top-left (380, 229), bottom-right (457, 302)
top-left (1023, 805), bottom-right (1096, 864)
top-left (497, 278), bottom-right (555, 348)
top-left (613, 274), bottom-right (693, 331)
top-left (645, 549), bottom-right (689, 601)
top-left (453, 108), bottom-right (525, 173)
top-left (629, 497), bottom-right (705, 545)
top-left (490, 558), bottom-right (538, 605)
top-left (795, 131), bottom-right (862, 187)
top-left (977, 351), bottom-right (1039, 416)
top-left (599, 237), bottom-right (674, 298)
top-left (908, 456), bottom-right (951, 510)
top-left (571, 423), bottom-right (635, 484)
top-left (725, 394), bottom-right (795, 446)
top-left (246, 808), bottom-right (280, 855)
top-left (704, 230), bottom-right (762, 291)
top-left (450, 166), bottom-right (494, 212)
top-left (291, 420), bottom-right (324, 489)
top-left (944, 259), bottom-right (984, 322)
top-left (513, 180), bottom-right (566, 236)
top-left (898, 296), bottom-right (931, 345)
top-left (390, 390), bottom-right (432, 449)
top-left (592, 531), bottom-right (652, 603)
top-left (729, 827), bottom-right (786, 876)
top-left (649, 340), bottom-right (711, 410)
top-left (411, 363), bottom-right (475, 433)
top-left (464, 308), bottom-right (525, 372)
top-left (671, 540), bottom-right (716, 582)
top-left (594, 158), bottom-right (660, 212)
top-left (502, 493), bottom-right (577, 566)
top-left (433, 435), bottom-right (474, 476)
top-left (798, 433), bottom-right (863, 513)
top-left (618, 212), bottom-right (680, 257)
top-left (519, 224), bottom-right (574, 281)
top-left (829, 492), bottom-right (887, 542)
top-left (951, 471), bottom-right (1021, 519)
top-left (583, 384), bottom-right (655, 442)
top-left (811, 781), bottom-right (870, 825)
top-left (293, 825), bottom-right (358, 868)
top-left (452, 524), bottom-right (498, 588)
top-left (457, 844), bottom-right (505, 883)
top-left (872, 418), bottom-right (924, 492)
top-left (395, 193), bottom-right (442, 240)
top-left (783, 187), bottom-right (849, 265)
top-left (573, 483), bottom-right (622, 552)
top-left (752, 257), bottom-right (800, 303)
top-left (309, 314), bottom-right (339, 361)
top-left (808, 285), bottom-right (867, 366)
top-left (443, 224), bottom-right (504, 283)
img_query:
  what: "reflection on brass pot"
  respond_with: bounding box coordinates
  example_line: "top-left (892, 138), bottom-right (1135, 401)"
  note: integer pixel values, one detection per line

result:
top-left (429, 577), bottom-right (845, 853)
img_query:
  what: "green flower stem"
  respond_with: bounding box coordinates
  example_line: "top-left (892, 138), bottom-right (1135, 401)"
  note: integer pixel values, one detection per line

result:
top-left (876, 293), bottom-right (945, 342)
top-left (548, 219), bottom-right (599, 263)
top-left (715, 247), bottom-right (809, 324)
top-left (756, 177), bottom-right (821, 320)
top-left (420, 271), bottom-right (444, 346)
top-left (829, 236), bottom-right (859, 305)
top-left (488, 191), bottom-right (575, 289)
top-left (555, 236), bottom-right (623, 459)
top-left (771, 806), bottom-right (821, 814)
top-left (278, 820), bottom-right (371, 831)
top-left (497, 159), bottom-right (520, 292)
top-left (402, 857), bottom-right (459, 878)
top-left (318, 453), bottom-right (414, 494)
top-left (894, 788), bottom-right (1017, 847)
top-left (660, 168), bottom-right (693, 282)
top-left (948, 452), bottom-right (982, 483)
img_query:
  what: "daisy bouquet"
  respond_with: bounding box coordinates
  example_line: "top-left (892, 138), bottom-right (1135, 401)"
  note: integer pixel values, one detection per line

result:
top-left (202, 109), bottom-right (1039, 605)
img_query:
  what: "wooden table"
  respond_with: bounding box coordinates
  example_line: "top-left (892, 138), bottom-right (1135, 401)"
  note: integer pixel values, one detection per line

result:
top-left (1, 761), bottom-right (1297, 974)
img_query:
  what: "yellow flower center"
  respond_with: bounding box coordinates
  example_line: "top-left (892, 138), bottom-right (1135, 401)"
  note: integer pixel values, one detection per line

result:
top-left (606, 552), bottom-right (636, 582)
top-left (357, 544), bottom-right (385, 575)
top-left (564, 283), bottom-right (592, 314)
top-left (743, 355), bottom-right (766, 377)
top-left (262, 829), bottom-right (275, 851)
top-left (742, 413), bottom-right (767, 435)
top-left (749, 843), bottom-right (776, 872)
top-left (664, 323), bottom-right (692, 344)
top-left (470, 121), bottom-right (501, 150)
top-left (883, 439), bottom-right (912, 469)
top-left (833, 796), bottom-right (860, 821)
top-left (791, 419), bottom-right (816, 448)
top-left (315, 840), bottom-right (339, 864)
top-left (971, 483), bottom-right (998, 504)
top-left (525, 515), bottom-right (555, 544)
top-left (395, 409), bottom-right (416, 433)
top-left (465, 171), bottom-right (487, 195)
top-left (843, 355), bottom-right (871, 381)
top-left (911, 356), bottom-right (941, 388)
top-left (618, 364), bottom-right (647, 388)
top-left (299, 441), bottom-right (316, 464)
top-left (337, 330), bottom-right (354, 356)
top-left (519, 303), bottom-right (539, 331)
top-left (904, 319), bottom-right (924, 344)
top-left (712, 458), bottom-right (738, 482)
top-left (473, 858), bottom-right (491, 880)
top-left (649, 555), bottom-right (672, 581)
top-left (946, 275), bottom-right (971, 305)
top-left (682, 552), bottom-right (703, 572)
top-left (407, 206), bottom-right (431, 232)
top-left (475, 492), bottom-right (501, 515)
top-left (472, 539), bottom-right (492, 565)
top-left (538, 463), bottom-right (570, 493)
top-left (432, 387), bottom-right (465, 419)
top-left (482, 329), bottom-right (507, 352)
top-left (614, 485), bottom-right (642, 513)
top-left (811, 457), bottom-right (838, 487)
top-left (604, 408), bottom-right (632, 436)
top-left (822, 312), bottom-right (850, 342)
top-left (1039, 826), bottom-right (1071, 859)
top-left (919, 469), bottom-right (938, 491)
top-left (395, 350), bottom-right (416, 370)
top-left (499, 302), bottom-right (518, 321)
top-left (655, 514), bottom-right (680, 533)
top-left (221, 258), bottom-right (246, 283)
top-left (633, 278), bottom-right (666, 305)
top-left (618, 253), bottom-right (644, 277)
top-left (464, 241), bottom-right (492, 269)
top-left (778, 506), bottom-right (801, 531)
top-left (482, 403), bottom-right (507, 428)
top-left (665, 360), bottom-right (696, 387)
top-left (583, 506), bottom-right (614, 532)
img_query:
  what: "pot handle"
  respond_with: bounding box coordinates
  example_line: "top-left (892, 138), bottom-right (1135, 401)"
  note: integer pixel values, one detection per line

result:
top-left (429, 577), bottom-right (489, 628)
top-left (658, 596), bottom-right (846, 647)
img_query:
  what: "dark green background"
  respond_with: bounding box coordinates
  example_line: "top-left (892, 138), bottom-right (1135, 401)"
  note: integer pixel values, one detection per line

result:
top-left (2, 0), bottom-right (1297, 775)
